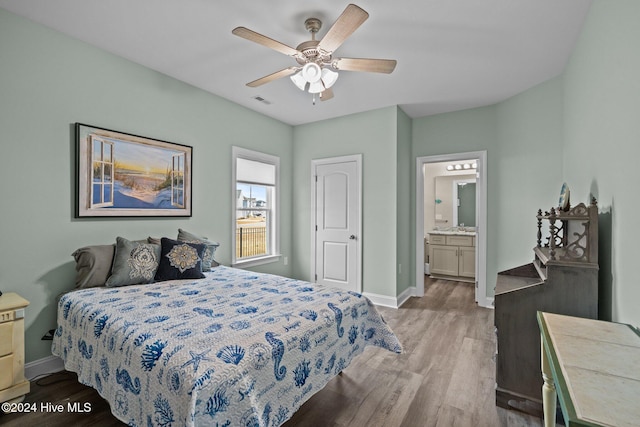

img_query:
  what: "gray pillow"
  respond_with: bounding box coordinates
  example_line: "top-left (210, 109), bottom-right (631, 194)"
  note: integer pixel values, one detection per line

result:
top-left (177, 228), bottom-right (220, 270)
top-left (105, 237), bottom-right (161, 287)
top-left (147, 236), bottom-right (162, 245)
top-left (72, 245), bottom-right (115, 288)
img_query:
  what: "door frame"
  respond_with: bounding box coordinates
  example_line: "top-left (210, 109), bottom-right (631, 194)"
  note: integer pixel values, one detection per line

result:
top-left (415, 151), bottom-right (489, 307)
top-left (310, 154), bottom-right (363, 293)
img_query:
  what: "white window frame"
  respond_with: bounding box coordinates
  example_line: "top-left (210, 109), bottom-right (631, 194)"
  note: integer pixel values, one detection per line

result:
top-left (232, 146), bottom-right (280, 267)
top-left (171, 153), bottom-right (185, 208)
top-left (90, 136), bottom-right (114, 208)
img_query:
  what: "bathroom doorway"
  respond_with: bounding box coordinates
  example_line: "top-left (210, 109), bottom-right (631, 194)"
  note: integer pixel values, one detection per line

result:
top-left (415, 151), bottom-right (488, 307)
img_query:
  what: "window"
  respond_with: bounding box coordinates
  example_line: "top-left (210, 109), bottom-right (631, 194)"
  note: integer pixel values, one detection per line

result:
top-left (232, 146), bottom-right (280, 266)
top-left (90, 136), bottom-right (114, 208)
top-left (171, 153), bottom-right (185, 208)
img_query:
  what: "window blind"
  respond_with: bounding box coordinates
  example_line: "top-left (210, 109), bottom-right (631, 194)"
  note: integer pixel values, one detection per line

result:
top-left (237, 158), bottom-right (275, 185)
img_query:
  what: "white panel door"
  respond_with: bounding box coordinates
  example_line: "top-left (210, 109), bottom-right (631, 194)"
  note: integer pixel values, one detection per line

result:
top-left (314, 159), bottom-right (360, 292)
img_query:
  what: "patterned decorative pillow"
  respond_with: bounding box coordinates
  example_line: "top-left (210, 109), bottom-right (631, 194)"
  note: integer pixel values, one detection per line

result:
top-left (155, 237), bottom-right (206, 281)
top-left (177, 228), bottom-right (220, 270)
top-left (106, 237), bottom-right (161, 287)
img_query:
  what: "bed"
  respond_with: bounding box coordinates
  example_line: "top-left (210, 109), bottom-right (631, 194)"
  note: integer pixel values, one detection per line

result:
top-left (52, 265), bottom-right (402, 426)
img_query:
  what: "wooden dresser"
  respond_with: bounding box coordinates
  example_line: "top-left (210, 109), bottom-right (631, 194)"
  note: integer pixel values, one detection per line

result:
top-left (494, 198), bottom-right (599, 415)
top-left (0, 293), bottom-right (30, 404)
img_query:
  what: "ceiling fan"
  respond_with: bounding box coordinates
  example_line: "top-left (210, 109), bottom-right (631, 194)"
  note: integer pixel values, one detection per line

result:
top-left (232, 3), bottom-right (397, 103)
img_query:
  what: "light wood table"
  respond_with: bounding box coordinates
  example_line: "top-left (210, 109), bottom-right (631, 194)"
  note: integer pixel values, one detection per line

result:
top-left (537, 311), bottom-right (640, 427)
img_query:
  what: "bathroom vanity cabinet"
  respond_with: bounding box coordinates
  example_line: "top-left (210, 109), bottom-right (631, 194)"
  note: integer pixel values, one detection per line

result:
top-left (428, 232), bottom-right (476, 282)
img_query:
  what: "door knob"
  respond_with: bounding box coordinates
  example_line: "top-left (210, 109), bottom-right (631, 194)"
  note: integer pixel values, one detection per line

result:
top-left (349, 235), bottom-right (356, 240)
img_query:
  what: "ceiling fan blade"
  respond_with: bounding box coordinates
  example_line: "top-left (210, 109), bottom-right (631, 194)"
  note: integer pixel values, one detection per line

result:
top-left (320, 88), bottom-right (334, 101)
top-left (333, 57), bottom-right (397, 74)
top-left (232, 27), bottom-right (300, 57)
top-left (246, 67), bottom-right (299, 87)
top-left (317, 4), bottom-right (369, 54)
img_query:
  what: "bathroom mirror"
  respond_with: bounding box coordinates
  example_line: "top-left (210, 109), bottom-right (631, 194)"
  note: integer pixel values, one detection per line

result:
top-left (455, 180), bottom-right (476, 227)
top-left (434, 175), bottom-right (476, 227)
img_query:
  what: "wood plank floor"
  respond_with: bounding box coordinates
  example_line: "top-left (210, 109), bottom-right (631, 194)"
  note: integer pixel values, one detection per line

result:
top-left (0, 277), bottom-right (547, 427)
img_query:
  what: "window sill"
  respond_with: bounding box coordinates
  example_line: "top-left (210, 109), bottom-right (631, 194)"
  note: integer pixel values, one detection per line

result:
top-left (232, 254), bottom-right (281, 269)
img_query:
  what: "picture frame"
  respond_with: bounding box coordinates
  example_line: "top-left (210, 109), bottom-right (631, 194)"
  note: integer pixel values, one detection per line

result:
top-left (75, 123), bottom-right (192, 217)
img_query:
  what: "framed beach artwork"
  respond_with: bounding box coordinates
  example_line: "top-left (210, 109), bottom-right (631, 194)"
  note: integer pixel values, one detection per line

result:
top-left (75, 123), bottom-right (192, 217)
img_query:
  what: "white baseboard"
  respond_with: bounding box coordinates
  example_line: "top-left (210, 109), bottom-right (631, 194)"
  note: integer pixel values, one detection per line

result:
top-left (366, 287), bottom-right (492, 310)
top-left (25, 355), bottom-right (64, 380)
top-left (482, 296), bottom-right (495, 309)
top-left (396, 286), bottom-right (415, 308)
top-left (363, 292), bottom-right (399, 308)
top-left (363, 286), bottom-right (416, 309)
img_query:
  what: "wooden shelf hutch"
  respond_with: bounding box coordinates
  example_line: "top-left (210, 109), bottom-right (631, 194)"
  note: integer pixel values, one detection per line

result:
top-left (494, 198), bottom-right (599, 415)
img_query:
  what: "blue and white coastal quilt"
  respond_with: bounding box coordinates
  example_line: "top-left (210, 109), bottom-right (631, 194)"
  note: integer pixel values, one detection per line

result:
top-left (52, 266), bottom-right (402, 426)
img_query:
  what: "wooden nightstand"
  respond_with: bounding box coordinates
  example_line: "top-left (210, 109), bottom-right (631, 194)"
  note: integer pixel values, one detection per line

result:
top-left (0, 292), bottom-right (30, 404)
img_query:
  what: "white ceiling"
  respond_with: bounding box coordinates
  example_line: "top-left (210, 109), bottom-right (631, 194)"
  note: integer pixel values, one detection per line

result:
top-left (0, 0), bottom-right (592, 126)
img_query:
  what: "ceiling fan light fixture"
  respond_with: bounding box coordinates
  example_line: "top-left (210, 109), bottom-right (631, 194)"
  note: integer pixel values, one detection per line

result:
top-left (308, 80), bottom-right (325, 94)
top-left (292, 63), bottom-right (338, 95)
top-left (320, 68), bottom-right (339, 89)
top-left (290, 71), bottom-right (307, 91)
top-left (301, 63), bottom-right (322, 83)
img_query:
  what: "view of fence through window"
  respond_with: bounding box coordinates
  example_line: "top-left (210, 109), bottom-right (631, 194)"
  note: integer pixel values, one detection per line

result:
top-left (236, 183), bottom-right (269, 259)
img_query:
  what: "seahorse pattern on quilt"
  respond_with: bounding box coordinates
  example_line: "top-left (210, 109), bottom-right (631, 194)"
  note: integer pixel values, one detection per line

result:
top-left (52, 266), bottom-right (402, 427)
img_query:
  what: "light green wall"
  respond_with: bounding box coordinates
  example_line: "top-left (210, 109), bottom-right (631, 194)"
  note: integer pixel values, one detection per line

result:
top-left (493, 76), bottom-right (564, 271)
top-left (412, 106), bottom-right (500, 296)
top-left (412, 77), bottom-right (564, 302)
top-left (562, 0), bottom-right (640, 324)
top-left (411, 0), bottom-right (640, 328)
top-left (291, 107), bottom-right (399, 297)
top-left (4, 1), bottom-right (639, 366)
top-left (396, 108), bottom-right (412, 294)
top-left (0, 8), bottom-right (293, 363)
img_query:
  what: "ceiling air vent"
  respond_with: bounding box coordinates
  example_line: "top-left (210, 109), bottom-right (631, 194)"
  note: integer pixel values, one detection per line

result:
top-left (253, 96), bottom-right (272, 105)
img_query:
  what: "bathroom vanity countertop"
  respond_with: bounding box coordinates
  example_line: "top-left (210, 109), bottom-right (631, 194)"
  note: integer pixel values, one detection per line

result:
top-left (429, 229), bottom-right (476, 236)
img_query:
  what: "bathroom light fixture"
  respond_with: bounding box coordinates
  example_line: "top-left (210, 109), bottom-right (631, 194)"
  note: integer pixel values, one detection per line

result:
top-left (446, 162), bottom-right (477, 171)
